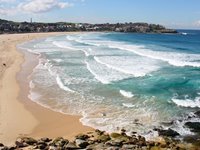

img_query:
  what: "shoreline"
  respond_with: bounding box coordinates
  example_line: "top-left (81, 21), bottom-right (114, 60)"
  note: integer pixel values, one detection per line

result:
top-left (0, 32), bottom-right (93, 145)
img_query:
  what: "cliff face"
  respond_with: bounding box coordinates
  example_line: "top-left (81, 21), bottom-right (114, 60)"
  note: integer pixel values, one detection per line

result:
top-left (0, 19), bottom-right (177, 34)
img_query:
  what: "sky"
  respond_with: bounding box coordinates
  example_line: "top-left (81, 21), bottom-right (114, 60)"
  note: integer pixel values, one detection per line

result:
top-left (0, 0), bottom-right (200, 29)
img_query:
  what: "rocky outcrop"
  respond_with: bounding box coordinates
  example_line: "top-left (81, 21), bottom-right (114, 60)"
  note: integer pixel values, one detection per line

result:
top-left (0, 129), bottom-right (197, 150)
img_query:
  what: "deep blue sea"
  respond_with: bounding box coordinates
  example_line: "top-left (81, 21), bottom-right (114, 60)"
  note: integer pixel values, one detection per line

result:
top-left (19, 30), bottom-right (200, 139)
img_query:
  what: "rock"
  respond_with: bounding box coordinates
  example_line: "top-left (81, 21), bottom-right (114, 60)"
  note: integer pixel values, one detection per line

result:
top-left (75, 133), bottom-right (90, 140)
top-left (64, 142), bottom-right (79, 149)
top-left (40, 137), bottom-right (51, 142)
top-left (138, 135), bottom-right (146, 146)
top-left (75, 139), bottom-right (89, 148)
top-left (194, 111), bottom-right (200, 117)
top-left (20, 137), bottom-right (37, 145)
top-left (105, 140), bottom-right (122, 147)
top-left (48, 146), bottom-right (57, 150)
top-left (15, 140), bottom-right (28, 148)
top-left (183, 135), bottom-right (200, 147)
top-left (87, 143), bottom-right (105, 150)
top-left (52, 137), bottom-right (69, 147)
top-left (0, 146), bottom-right (8, 150)
top-left (95, 129), bottom-right (104, 135)
top-left (185, 122), bottom-right (200, 133)
top-left (37, 143), bottom-right (47, 149)
top-left (110, 133), bottom-right (129, 143)
top-left (122, 144), bottom-right (137, 149)
top-left (150, 146), bottom-right (160, 150)
top-left (8, 146), bottom-right (15, 150)
top-left (156, 128), bottom-right (180, 137)
top-left (97, 134), bottom-right (111, 142)
top-left (110, 133), bottom-right (121, 138)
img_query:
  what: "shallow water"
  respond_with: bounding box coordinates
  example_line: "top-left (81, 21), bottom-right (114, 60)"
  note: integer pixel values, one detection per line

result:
top-left (18, 31), bottom-right (200, 138)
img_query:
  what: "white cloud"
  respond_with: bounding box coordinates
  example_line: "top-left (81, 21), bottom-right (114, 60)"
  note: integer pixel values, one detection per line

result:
top-left (18, 0), bottom-right (73, 13)
top-left (0, 0), bottom-right (15, 2)
top-left (0, 7), bottom-right (16, 15)
top-left (194, 20), bottom-right (200, 27)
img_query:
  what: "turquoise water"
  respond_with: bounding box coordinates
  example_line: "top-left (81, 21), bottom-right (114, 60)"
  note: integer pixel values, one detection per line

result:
top-left (19, 30), bottom-right (200, 138)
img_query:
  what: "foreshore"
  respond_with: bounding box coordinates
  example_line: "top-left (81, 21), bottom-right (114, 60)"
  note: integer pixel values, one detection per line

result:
top-left (0, 32), bottom-right (199, 150)
top-left (0, 32), bottom-right (93, 145)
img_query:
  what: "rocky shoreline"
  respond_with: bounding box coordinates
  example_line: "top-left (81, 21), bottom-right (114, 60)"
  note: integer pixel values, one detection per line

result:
top-left (0, 128), bottom-right (199, 150)
top-left (1, 111), bottom-right (200, 149)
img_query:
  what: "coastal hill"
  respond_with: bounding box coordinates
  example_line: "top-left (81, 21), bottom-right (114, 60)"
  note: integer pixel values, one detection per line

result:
top-left (0, 19), bottom-right (177, 34)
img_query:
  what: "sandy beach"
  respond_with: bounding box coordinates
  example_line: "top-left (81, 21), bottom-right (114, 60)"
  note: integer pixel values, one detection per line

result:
top-left (0, 32), bottom-right (93, 145)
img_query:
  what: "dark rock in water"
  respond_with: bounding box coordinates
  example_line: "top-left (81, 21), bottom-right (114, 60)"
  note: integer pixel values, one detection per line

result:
top-left (194, 111), bottom-right (200, 118)
top-left (156, 128), bottom-right (180, 137)
top-left (185, 122), bottom-right (200, 133)
top-left (75, 139), bottom-right (89, 148)
top-left (161, 121), bottom-right (174, 126)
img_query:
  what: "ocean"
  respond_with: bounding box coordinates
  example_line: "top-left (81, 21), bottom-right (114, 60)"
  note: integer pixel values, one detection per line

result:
top-left (18, 30), bottom-right (200, 139)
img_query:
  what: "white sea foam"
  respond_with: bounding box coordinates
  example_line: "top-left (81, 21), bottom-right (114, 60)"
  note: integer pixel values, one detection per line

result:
top-left (53, 59), bottom-right (63, 63)
top-left (29, 80), bottom-right (35, 89)
top-left (122, 103), bottom-right (135, 108)
top-left (181, 32), bottom-right (187, 35)
top-left (28, 91), bottom-right (42, 101)
top-left (66, 35), bottom-right (101, 47)
top-left (53, 41), bottom-right (79, 50)
top-left (66, 35), bottom-right (200, 68)
top-left (120, 90), bottom-right (134, 98)
top-left (172, 97), bottom-right (200, 108)
top-left (56, 75), bottom-right (75, 93)
top-left (85, 61), bottom-right (110, 84)
top-left (94, 56), bottom-right (160, 77)
top-left (107, 43), bottom-right (200, 68)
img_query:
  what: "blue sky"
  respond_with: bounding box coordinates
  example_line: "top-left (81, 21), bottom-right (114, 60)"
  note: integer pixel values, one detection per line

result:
top-left (0, 0), bottom-right (200, 29)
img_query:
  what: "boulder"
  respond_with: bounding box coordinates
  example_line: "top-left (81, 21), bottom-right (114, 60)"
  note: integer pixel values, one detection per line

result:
top-left (194, 111), bottom-right (200, 117)
top-left (185, 122), bottom-right (200, 133)
top-left (97, 134), bottom-right (111, 142)
top-left (110, 133), bottom-right (130, 142)
top-left (95, 129), bottom-right (104, 135)
top-left (156, 128), bottom-right (180, 137)
top-left (64, 142), bottom-right (79, 149)
top-left (75, 139), bottom-right (89, 148)
top-left (122, 144), bottom-right (137, 149)
top-left (20, 137), bottom-right (37, 145)
top-left (75, 133), bottom-right (90, 140)
top-left (105, 140), bottom-right (122, 147)
top-left (40, 137), bottom-right (52, 142)
top-left (52, 137), bottom-right (69, 147)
